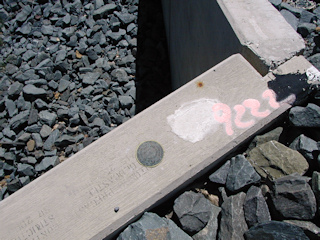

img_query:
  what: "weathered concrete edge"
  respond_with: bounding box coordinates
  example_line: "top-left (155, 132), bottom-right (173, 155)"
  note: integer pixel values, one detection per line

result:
top-left (100, 104), bottom-right (291, 240)
top-left (217, 0), bottom-right (305, 75)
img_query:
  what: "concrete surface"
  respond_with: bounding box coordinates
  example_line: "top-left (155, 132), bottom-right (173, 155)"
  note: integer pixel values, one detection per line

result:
top-left (0, 54), bottom-right (305, 240)
top-left (162, 0), bottom-right (305, 89)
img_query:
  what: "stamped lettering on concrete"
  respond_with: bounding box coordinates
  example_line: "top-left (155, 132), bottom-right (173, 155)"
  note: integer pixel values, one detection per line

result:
top-left (77, 161), bottom-right (150, 214)
top-left (13, 208), bottom-right (57, 240)
top-left (136, 141), bottom-right (164, 167)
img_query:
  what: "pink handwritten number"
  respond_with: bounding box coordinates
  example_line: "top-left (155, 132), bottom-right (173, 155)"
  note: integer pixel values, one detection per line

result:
top-left (212, 89), bottom-right (280, 136)
top-left (262, 89), bottom-right (280, 109)
top-left (242, 99), bottom-right (270, 118)
top-left (212, 103), bottom-right (234, 136)
top-left (233, 105), bottom-right (255, 128)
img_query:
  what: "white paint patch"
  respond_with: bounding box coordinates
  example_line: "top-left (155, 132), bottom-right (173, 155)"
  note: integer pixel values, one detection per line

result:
top-left (306, 66), bottom-right (320, 83)
top-left (167, 98), bottom-right (220, 143)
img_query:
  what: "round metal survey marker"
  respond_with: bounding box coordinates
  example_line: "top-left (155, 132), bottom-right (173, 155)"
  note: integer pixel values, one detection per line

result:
top-left (136, 141), bottom-right (164, 167)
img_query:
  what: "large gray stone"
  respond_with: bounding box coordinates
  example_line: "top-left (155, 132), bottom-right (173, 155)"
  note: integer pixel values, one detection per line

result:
top-left (118, 95), bottom-right (134, 109)
top-left (225, 155), bottom-right (260, 192)
top-left (246, 127), bottom-right (283, 153)
top-left (244, 186), bottom-right (271, 227)
top-left (43, 129), bottom-right (60, 151)
top-left (111, 68), bottom-right (129, 84)
top-left (57, 76), bottom-right (70, 92)
top-left (117, 212), bottom-right (192, 240)
top-left (192, 204), bottom-right (221, 240)
top-left (289, 103), bottom-right (320, 127)
top-left (289, 134), bottom-right (318, 161)
top-left (218, 192), bottom-right (248, 240)
top-left (41, 25), bottom-right (54, 36)
top-left (35, 156), bottom-right (60, 172)
top-left (107, 29), bottom-right (126, 42)
top-left (22, 50), bottom-right (37, 61)
top-left (311, 171), bottom-right (320, 213)
top-left (209, 160), bottom-right (230, 185)
top-left (5, 99), bottom-right (17, 117)
top-left (8, 82), bottom-right (23, 96)
top-left (271, 173), bottom-right (316, 220)
top-left (284, 220), bottom-right (320, 240)
top-left (308, 54), bottom-right (320, 71)
top-left (39, 110), bottom-right (57, 127)
top-left (244, 221), bottom-right (309, 240)
top-left (23, 85), bottom-right (47, 99)
top-left (173, 191), bottom-right (212, 234)
top-left (114, 11), bottom-right (136, 24)
top-left (82, 72), bottom-right (101, 85)
top-left (247, 140), bottom-right (309, 181)
top-left (9, 110), bottom-right (30, 130)
top-left (93, 4), bottom-right (117, 19)
top-left (17, 163), bottom-right (36, 177)
top-left (16, 5), bottom-right (32, 22)
top-left (40, 124), bottom-right (52, 138)
top-left (55, 135), bottom-right (76, 147)
top-left (281, 9), bottom-right (299, 31)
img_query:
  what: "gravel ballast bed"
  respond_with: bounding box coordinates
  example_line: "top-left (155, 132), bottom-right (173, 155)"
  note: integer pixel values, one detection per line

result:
top-left (2, 0), bottom-right (320, 239)
top-left (0, 0), bottom-right (140, 199)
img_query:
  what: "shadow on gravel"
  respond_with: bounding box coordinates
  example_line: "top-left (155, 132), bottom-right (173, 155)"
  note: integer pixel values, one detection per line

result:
top-left (135, 0), bottom-right (172, 113)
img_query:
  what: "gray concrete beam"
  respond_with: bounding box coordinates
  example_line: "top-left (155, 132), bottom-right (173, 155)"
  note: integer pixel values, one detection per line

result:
top-left (161, 0), bottom-right (305, 89)
top-left (0, 54), bottom-right (310, 239)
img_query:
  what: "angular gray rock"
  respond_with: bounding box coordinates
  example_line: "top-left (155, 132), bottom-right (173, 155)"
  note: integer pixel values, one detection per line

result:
top-left (297, 23), bottom-right (316, 38)
top-left (247, 140), bottom-right (309, 181)
top-left (93, 4), bottom-right (117, 19)
top-left (43, 129), bottom-right (60, 151)
top-left (82, 72), bottom-right (101, 85)
top-left (117, 212), bottom-right (192, 240)
top-left (246, 127), bottom-right (283, 153)
top-left (173, 191), bottom-right (212, 234)
top-left (111, 68), bottom-right (129, 84)
top-left (284, 220), bottom-right (320, 240)
top-left (107, 29), bottom-right (126, 42)
top-left (244, 221), bottom-right (309, 240)
top-left (23, 85), bottom-right (47, 99)
top-left (225, 155), bottom-right (260, 192)
top-left (281, 9), bottom-right (299, 30)
top-left (209, 160), bottom-right (230, 185)
top-left (8, 82), bottom-right (23, 96)
top-left (244, 186), bottom-right (271, 227)
top-left (9, 110), bottom-right (30, 130)
top-left (218, 192), bottom-right (248, 240)
top-left (289, 103), bottom-right (320, 127)
top-left (192, 204), bottom-right (221, 240)
top-left (6, 179), bottom-right (21, 193)
top-left (16, 5), bottom-right (32, 22)
top-left (118, 95), bottom-right (134, 109)
top-left (40, 124), bottom-right (52, 138)
top-left (289, 134), bottom-right (318, 161)
top-left (41, 25), bottom-right (54, 36)
top-left (5, 99), bottom-right (17, 117)
top-left (115, 12), bottom-right (136, 25)
top-left (35, 156), bottom-right (60, 172)
top-left (311, 171), bottom-right (320, 213)
top-left (271, 173), bottom-right (316, 220)
top-left (55, 135), bottom-right (76, 147)
top-left (39, 110), bottom-right (57, 127)
top-left (58, 79), bottom-right (70, 93)
top-left (17, 163), bottom-right (36, 177)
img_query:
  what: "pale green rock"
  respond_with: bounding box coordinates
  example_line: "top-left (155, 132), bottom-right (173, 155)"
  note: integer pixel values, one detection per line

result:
top-left (246, 127), bottom-right (283, 153)
top-left (247, 140), bottom-right (308, 181)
